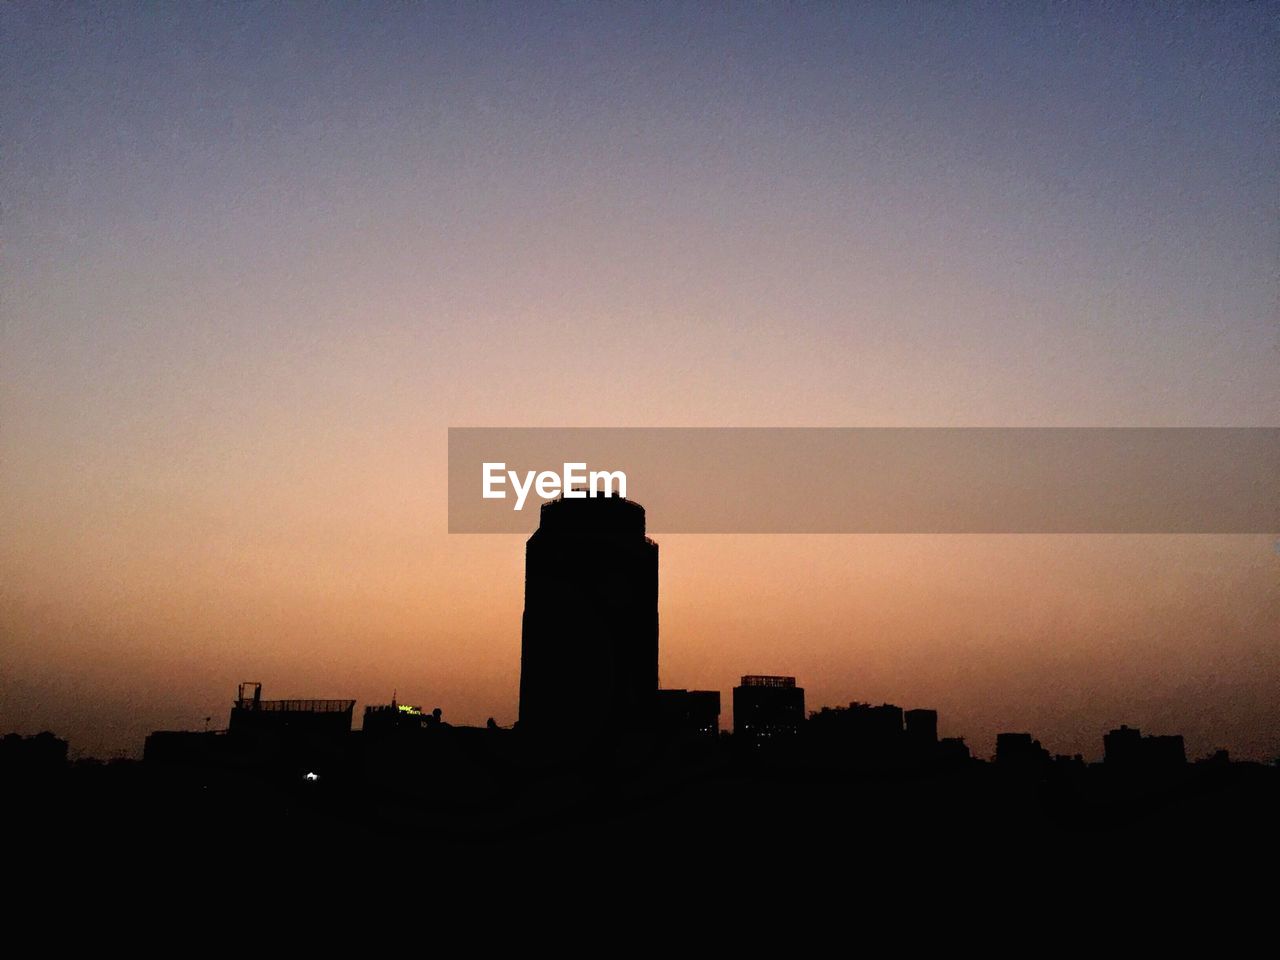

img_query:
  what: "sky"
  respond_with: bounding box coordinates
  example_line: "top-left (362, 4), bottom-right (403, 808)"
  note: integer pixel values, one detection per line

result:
top-left (2, 2), bottom-right (1277, 760)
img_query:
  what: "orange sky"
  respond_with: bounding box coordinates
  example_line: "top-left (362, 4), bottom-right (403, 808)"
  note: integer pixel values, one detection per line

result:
top-left (2, 5), bottom-right (1277, 760)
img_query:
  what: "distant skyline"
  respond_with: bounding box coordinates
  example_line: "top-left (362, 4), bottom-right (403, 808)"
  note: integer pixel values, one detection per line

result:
top-left (2, 4), bottom-right (1277, 760)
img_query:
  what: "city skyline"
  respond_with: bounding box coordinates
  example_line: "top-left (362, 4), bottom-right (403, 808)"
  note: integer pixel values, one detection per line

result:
top-left (3, 4), bottom-right (1277, 763)
top-left (9, 493), bottom-right (1274, 765)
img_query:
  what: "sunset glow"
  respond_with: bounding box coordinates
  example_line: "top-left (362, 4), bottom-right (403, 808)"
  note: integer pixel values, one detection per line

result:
top-left (2, 4), bottom-right (1276, 762)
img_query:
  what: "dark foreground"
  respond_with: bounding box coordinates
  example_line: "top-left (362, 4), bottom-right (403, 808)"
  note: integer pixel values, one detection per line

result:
top-left (8, 748), bottom-right (1277, 872)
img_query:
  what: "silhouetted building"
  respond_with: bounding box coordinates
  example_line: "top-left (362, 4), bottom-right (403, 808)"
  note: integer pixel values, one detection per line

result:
top-left (810, 702), bottom-right (902, 742)
top-left (902, 707), bottom-right (939, 764)
top-left (806, 701), bottom-right (918, 765)
top-left (655, 689), bottom-right (721, 742)
top-left (1103, 724), bottom-right (1143, 766)
top-left (1104, 725), bottom-right (1186, 771)
top-left (1052, 753), bottom-right (1087, 773)
top-left (518, 494), bottom-right (659, 745)
top-left (363, 700), bottom-right (443, 736)
top-left (904, 708), bottom-right (938, 744)
top-left (0, 731), bottom-right (68, 775)
top-left (229, 682), bottom-right (354, 738)
top-left (1144, 735), bottom-right (1186, 767)
top-left (144, 730), bottom-right (226, 766)
top-left (1198, 749), bottom-right (1231, 767)
top-left (864, 703), bottom-right (904, 741)
top-left (938, 736), bottom-right (971, 766)
top-left (356, 702), bottom-right (506, 788)
top-left (734, 676), bottom-right (805, 745)
top-left (995, 732), bottom-right (1051, 774)
top-left (227, 682), bottom-right (355, 772)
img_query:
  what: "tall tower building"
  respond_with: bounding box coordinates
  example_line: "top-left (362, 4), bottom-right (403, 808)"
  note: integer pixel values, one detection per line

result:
top-left (518, 493), bottom-right (659, 743)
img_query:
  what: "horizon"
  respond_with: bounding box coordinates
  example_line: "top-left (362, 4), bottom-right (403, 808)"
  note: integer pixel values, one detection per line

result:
top-left (8, 523), bottom-right (1278, 764)
top-left (3, 4), bottom-right (1277, 764)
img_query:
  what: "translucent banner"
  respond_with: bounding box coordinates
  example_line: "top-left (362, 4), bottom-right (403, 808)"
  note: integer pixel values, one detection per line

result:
top-left (448, 428), bottom-right (1279, 534)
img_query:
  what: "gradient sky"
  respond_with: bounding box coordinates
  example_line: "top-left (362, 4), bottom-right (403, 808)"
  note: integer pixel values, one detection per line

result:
top-left (3, 3), bottom-right (1277, 760)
